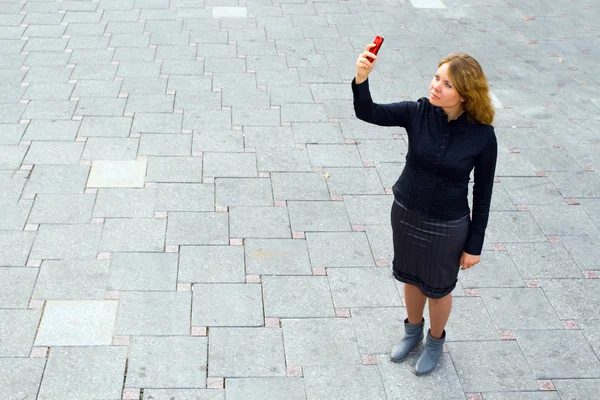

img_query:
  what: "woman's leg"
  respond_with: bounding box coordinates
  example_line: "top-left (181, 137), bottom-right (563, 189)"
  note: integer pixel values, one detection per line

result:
top-left (404, 283), bottom-right (427, 324)
top-left (428, 293), bottom-right (452, 339)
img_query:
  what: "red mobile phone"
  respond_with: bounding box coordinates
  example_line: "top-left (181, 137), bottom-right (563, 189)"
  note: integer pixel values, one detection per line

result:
top-left (367, 35), bottom-right (384, 62)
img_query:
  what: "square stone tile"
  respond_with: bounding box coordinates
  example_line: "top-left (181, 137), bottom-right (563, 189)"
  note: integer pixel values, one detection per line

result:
top-left (304, 365), bottom-right (386, 400)
top-left (480, 288), bottom-right (563, 329)
top-left (115, 291), bottom-right (191, 335)
top-left (0, 359), bottom-right (46, 400)
top-left (0, 198), bottom-right (31, 230)
top-left (0, 309), bottom-right (42, 357)
top-left (0, 231), bottom-right (36, 266)
top-left (35, 300), bottom-right (118, 346)
top-left (378, 355), bottom-right (465, 400)
top-left (554, 379), bottom-right (600, 400)
top-left (448, 341), bottom-right (538, 392)
top-left (24, 165), bottom-right (90, 195)
top-left (0, 144), bottom-right (26, 169)
top-left (87, 160), bottom-right (147, 188)
top-left (204, 152), bottom-right (257, 177)
top-left (22, 100), bottom-right (76, 120)
top-left (23, 141), bottom-right (84, 165)
top-left (282, 318), bottom-right (361, 366)
top-left (167, 212), bottom-right (229, 245)
top-left (293, 122), bottom-right (345, 144)
top-left (350, 307), bottom-right (405, 354)
top-left (100, 218), bottom-right (166, 252)
top-left (179, 245), bottom-right (245, 283)
top-left (485, 211), bottom-right (547, 243)
top-left (78, 116), bottom-right (132, 138)
top-left (109, 252), bottom-right (178, 291)
top-left (32, 260), bottom-right (110, 300)
top-left (325, 167), bottom-right (384, 195)
top-left (75, 97), bottom-right (126, 116)
top-left (529, 205), bottom-right (599, 236)
top-left (81, 137), bottom-right (139, 160)
top-left (30, 224), bottom-right (102, 260)
top-left (29, 193), bottom-right (95, 224)
top-left (262, 276), bottom-right (335, 318)
top-left (245, 238), bottom-right (312, 275)
top-left (142, 390), bottom-right (224, 400)
top-left (505, 242), bottom-right (581, 279)
top-left (209, 328), bottom-right (286, 377)
top-left (192, 130), bottom-right (244, 152)
top-left (243, 126), bottom-right (296, 148)
top-left (288, 201), bottom-right (351, 232)
top-left (93, 188), bottom-right (156, 218)
top-left (147, 156), bottom-right (204, 182)
top-left (328, 267), bottom-right (401, 307)
top-left (256, 147), bottom-right (312, 172)
top-left (38, 347), bottom-right (127, 400)
top-left (132, 112), bottom-right (182, 134)
top-left (514, 329), bottom-right (600, 378)
top-left (271, 172), bottom-right (330, 201)
top-left (459, 250), bottom-right (524, 288)
top-left (344, 195), bottom-right (394, 225)
top-left (307, 144), bottom-right (364, 167)
top-left (126, 336), bottom-right (208, 388)
top-left (192, 283), bottom-right (263, 326)
top-left (0, 124), bottom-right (25, 145)
top-left (500, 176), bottom-right (564, 205)
top-left (306, 232), bottom-right (374, 267)
top-left (560, 235), bottom-right (600, 271)
top-left (216, 178), bottom-right (273, 206)
top-left (230, 206), bottom-right (290, 238)
top-left (138, 133), bottom-right (192, 156)
top-left (156, 183), bottom-right (214, 212)
top-left (0, 268), bottom-right (38, 307)
top-left (539, 279), bottom-right (600, 323)
top-left (226, 377), bottom-right (305, 400)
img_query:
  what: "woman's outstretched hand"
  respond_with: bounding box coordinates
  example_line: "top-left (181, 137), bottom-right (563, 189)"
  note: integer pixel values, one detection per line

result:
top-left (460, 251), bottom-right (480, 270)
top-left (355, 43), bottom-right (378, 85)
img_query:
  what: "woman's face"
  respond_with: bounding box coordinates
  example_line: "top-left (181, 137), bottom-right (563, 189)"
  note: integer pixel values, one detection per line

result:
top-left (429, 63), bottom-right (464, 109)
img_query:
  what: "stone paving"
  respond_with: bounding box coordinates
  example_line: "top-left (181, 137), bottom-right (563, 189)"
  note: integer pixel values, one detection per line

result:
top-left (0, 0), bottom-right (599, 398)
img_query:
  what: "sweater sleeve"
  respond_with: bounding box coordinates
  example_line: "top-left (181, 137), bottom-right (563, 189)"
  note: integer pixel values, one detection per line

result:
top-left (352, 77), bottom-right (417, 128)
top-left (464, 131), bottom-right (498, 255)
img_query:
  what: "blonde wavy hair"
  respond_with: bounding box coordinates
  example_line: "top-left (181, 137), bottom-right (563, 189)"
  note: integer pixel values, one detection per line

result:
top-left (439, 53), bottom-right (494, 125)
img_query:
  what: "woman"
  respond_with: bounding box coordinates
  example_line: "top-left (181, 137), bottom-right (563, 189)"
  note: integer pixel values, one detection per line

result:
top-left (352, 45), bottom-right (497, 375)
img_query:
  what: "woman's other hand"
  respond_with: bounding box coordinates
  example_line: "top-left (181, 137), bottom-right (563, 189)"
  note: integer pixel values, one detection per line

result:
top-left (355, 43), bottom-right (378, 85)
top-left (460, 251), bottom-right (480, 270)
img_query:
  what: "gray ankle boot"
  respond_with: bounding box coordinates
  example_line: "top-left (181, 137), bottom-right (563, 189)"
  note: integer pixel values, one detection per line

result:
top-left (390, 318), bottom-right (424, 362)
top-left (414, 329), bottom-right (445, 375)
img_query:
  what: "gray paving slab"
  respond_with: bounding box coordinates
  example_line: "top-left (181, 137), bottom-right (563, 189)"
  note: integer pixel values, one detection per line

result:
top-left (328, 267), bottom-right (402, 308)
top-left (0, 309), bottom-right (41, 357)
top-left (229, 206), bottom-right (291, 239)
top-left (167, 212), bottom-right (228, 245)
top-left (0, 358), bottom-right (46, 400)
top-left (32, 260), bottom-right (110, 300)
top-left (155, 182), bottom-right (214, 212)
top-left (192, 283), bottom-right (264, 327)
top-left (31, 224), bottom-right (102, 260)
top-left (108, 252), bottom-right (177, 291)
top-left (100, 218), bottom-right (166, 252)
top-left (226, 378), bottom-right (305, 400)
top-left (262, 275), bottom-right (334, 318)
top-left (143, 389), bottom-right (224, 400)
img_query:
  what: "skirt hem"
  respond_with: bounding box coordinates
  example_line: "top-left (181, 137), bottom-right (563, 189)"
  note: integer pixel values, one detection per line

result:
top-left (393, 268), bottom-right (457, 299)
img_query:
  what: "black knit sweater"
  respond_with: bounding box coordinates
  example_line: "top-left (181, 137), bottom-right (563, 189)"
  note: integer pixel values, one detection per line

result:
top-left (352, 78), bottom-right (497, 255)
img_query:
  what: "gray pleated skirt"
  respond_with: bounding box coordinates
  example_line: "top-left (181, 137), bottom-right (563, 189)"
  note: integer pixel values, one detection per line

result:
top-left (391, 198), bottom-right (470, 299)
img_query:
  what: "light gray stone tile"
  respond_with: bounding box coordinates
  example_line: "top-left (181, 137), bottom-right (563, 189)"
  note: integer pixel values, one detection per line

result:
top-left (179, 245), bottom-right (245, 283)
top-left (0, 198), bottom-right (32, 230)
top-left (209, 328), bottom-right (286, 377)
top-left (306, 232), bottom-right (374, 267)
top-left (262, 275), bottom-right (335, 318)
top-left (78, 116), bottom-right (132, 138)
top-left (304, 365), bottom-right (387, 400)
top-left (0, 144), bottom-right (26, 169)
top-left (344, 194), bottom-right (394, 225)
top-left (328, 267), bottom-right (401, 307)
top-left (203, 152), bottom-right (258, 178)
top-left (120, 76), bottom-right (167, 95)
top-left (499, 176), bottom-right (564, 205)
top-left (93, 188), bottom-right (155, 218)
top-left (483, 393), bottom-right (560, 400)
top-left (109, 252), bottom-right (177, 291)
top-left (87, 160), bottom-right (147, 188)
top-left (554, 379), bottom-right (600, 400)
top-left (271, 172), bottom-right (330, 201)
top-left (75, 97), bottom-right (126, 116)
top-left (132, 112), bottom-right (182, 134)
top-left (515, 329), bottom-right (600, 378)
top-left (23, 120), bottom-right (81, 141)
top-left (292, 122), bottom-right (345, 144)
top-left (448, 341), bottom-right (538, 392)
top-left (100, 218), bottom-right (166, 252)
top-left (35, 300), bottom-right (118, 346)
top-left (540, 279), bottom-right (600, 323)
top-left (30, 224), bottom-right (102, 260)
top-left (241, 126), bottom-right (296, 149)
top-left (0, 231), bottom-right (35, 266)
top-left (192, 130), bottom-right (244, 152)
top-left (0, 309), bottom-right (41, 357)
top-left (147, 156), bottom-right (204, 183)
top-left (245, 238), bottom-right (312, 275)
top-left (125, 94), bottom-right (174, 113)
top-left (167, 212), bottom-right (229, 245)
top-left (32, 260), bottom-right (110, 300)
top-left (529, 205), bottom-right (599, 236)
top-left (216, 178), bottom-right (273, 207)
top-left (288, 200), bottom-right (350, 232)
top-left (459, 250), bottom-right (525, 288)
top-left (325, 167), bottom-right (384, 195)
top-left (351, 307), bottom-right (404, 354)
top-left (38, 347), bottom-right (127, 400)
top-left (485, 211), bottom-right (547, 243)
top-left (520, 148), bottom-right (581, 172)
top-left (192, 283), bottom-right (264, 326)
top-left (156, 183), bottom-right (214, 212)
top-left (0, 268), bottom-right (37, 308)
top-left (143, 389), bottom-right (224, 400)
top-left (0, 358), bottom-right (46, 400)
top-left (560, 235), bottom-right (600, 271)
top-left (505, 242), bottom-right (581, 279)
top-left (282, 318), bottom-right (361, 366)
top-left (365, 224), bottom-right (393, 263)
top-left (23, 83), bottom-right (74, 101)
top-left (307, 144), bottom-right (364, 167)
top-left (230, 206), bottom-right (291, 239)
top-left (0, 124), bottom-right (25, 145)
top-left (21, 100), bottom-right (75, 120)
top-left (116, 291), bottom-right (191, 335)
top-left (126, 336), bottom-right (208, 388)
top-left (138, 133), bottom-right (192, 156)
top-left (0, 103), bottom-right (26, 123)
top-left (81, 137), bottom-right (139, 160)
top-left (23, 141), bottom-right (84, 165)
top-left (548, 170), bottom-right (600, 198)
top-left (226, 378), bottom-right (305, 400)
top-left (256, 147), bottom-right (312, 172)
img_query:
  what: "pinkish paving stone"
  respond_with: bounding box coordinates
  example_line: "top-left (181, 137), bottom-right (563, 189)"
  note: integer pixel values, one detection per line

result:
top-left (26, 259), bottom-right (42, 267)
top-left (177, 283), bottom-right (191, 292)
top-left (97, 252), bottom-right (112, 260)
top-left (526, 279), bottom-right (541, 288)
top-left (538, 380), bottom-right (556, 391)
top-left (91, 218), bottom-right (104, 225)
top-left (498, 330), bottom-right (516, 340)
top-left (466, 394), bottom-right (484, 400)
top-left (295, 143), bottom-right (306, 149)
top-left (215, 206), bottom-right (228, 212)
top-left (547, 236), bottom-right (561, 243)
top-left (442, 344), bottom-right (449, 353)
top-left (345, 139), bottom-right (357, 144)
top-left (494, 177), bottom-right (501, 183)
top-left (154, 211), bottom-right (167, 218)
top-left (363, 162), bottom-right (375, 167)
top-left (312, 267), bottom-right (327, 276)
top-left (30, 347), bottom-right (48, 358)
top-left (274, 201), bottom-right (287, 207)
top-left (567, 198), bottom-right (580, 205)
top-left (207, 378), bottom-right (224, 389)
top-left (516, 204), bottom-right (528, 211)
top-left (584, 271), bottom-right (598, 279)
top-left (246, 274), bottom-right (261, 283)
top-left (104, 291), bottom-right (120, 300)
top-left (28, 300), bottom-right (44, 309)
top-left (465, 289), bottom-right (480, 297)
top-left (286, 366), bottom-right (303, 377)
top-left (361, 354), bottom-right (378, 365)
top-left (265, 318), bottom-right (280, 328)
top-left (351, 225), bottom-right (366, 232)
top-left (563, 320), bottom-right (579, 329)
top-left (584, 166), bottom-right (594, 171)
top-left (335, 308), bottom-right (351, 318)
top-left (203, 177), bottom-right (214, 183)
top-left (376, 259), bottom-right (389, 267)
top-left (384, 188), bottom-right (393, 194)
top-left (331, 194), bottom-right (343, 201)
top-left (292, 232), bottom-right (305, 239)
top-left (165, 245), bottom-right (179, 253)
top-left (312, 167), bottom-right (323, 172)
top-left (230, 238), bottom-right (244, 246)
top-left (508, 147), bottom-right (520, 153)
top-left (24, 224), bottom-right (38, 231)
top-left (259, 172), bottom-right (270, 177)
top-left (492, 243), bottom-right (506, 251)
top-left (112, 336), bottom-right (130, 346)
top-left (191, 326), bottom-right (207, 336)
top-left (122, 388), bottom-right (140, 400)
top-left (244, 147), bottom-right (256, 153)
top-left (536, 171), bottom-right (547, 176)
